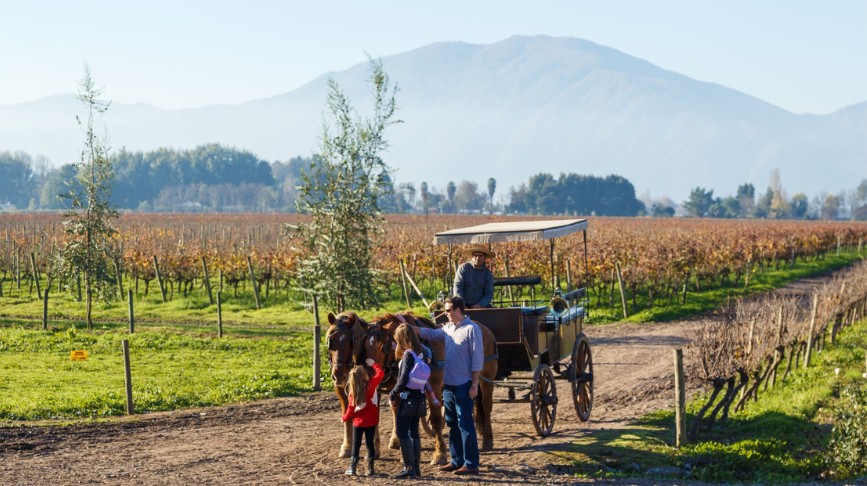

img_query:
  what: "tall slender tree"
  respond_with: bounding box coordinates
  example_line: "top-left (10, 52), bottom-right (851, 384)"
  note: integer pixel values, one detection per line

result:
top-left (55, 65), bottom-right (118, 330)
top-left (293, 57), bottom-right (400, 311)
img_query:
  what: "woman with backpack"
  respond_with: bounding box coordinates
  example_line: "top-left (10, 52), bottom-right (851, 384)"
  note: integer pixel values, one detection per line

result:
top-left (388, 324), bottom-right (430, 479)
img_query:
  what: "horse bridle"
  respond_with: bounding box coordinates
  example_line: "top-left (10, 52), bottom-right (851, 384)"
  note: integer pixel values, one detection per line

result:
top-left (327, 321), bottom-right (358, 371)
top-left (365, 321), bottom-right (399, 387)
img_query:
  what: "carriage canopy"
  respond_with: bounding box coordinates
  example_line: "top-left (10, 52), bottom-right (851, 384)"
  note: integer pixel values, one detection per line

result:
top-left (433, 219), bottom-right (588, 245)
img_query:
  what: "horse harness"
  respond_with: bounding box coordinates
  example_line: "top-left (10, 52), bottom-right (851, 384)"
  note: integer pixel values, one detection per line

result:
top-left (327, 321), bottom-right (358, 371)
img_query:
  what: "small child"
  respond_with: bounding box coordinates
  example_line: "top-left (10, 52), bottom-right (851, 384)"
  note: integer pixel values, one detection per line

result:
top-left (342, 358), bottom-right (384, 476)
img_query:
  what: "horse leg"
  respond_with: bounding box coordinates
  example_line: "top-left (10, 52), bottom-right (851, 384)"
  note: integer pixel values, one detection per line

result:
top-left (336, 385), bottom-right (352, 458)
top-left (429, 392), bottom-right (447, 465)
top-left (372, 393), bottom-right (381, 458)
top-left (478, 365), bottom-right (496, 452)
top-left (389, 403), bottom-right (401, 450)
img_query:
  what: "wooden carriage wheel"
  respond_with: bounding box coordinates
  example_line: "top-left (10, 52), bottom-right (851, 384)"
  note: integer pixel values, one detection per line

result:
top-left (530, 364), bottom-right (557, 437)
top-left (570, 333), bottom-right (594, 422)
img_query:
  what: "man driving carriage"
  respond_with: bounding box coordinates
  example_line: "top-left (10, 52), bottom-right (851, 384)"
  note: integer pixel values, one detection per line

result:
top-left (453, 244), bottom-right (495, 309)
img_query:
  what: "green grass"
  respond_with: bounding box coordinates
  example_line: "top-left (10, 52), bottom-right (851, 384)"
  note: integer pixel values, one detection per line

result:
top-left (585, 250), bottom-right (865, 324)
top-left (0, 326), bottom-right (330, 421)
top-left (558, 320), bottom-right (867, 483)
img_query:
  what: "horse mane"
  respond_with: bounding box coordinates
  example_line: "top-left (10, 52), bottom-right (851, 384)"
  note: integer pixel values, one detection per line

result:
top-left (406, 313), bottom-right (440, 330)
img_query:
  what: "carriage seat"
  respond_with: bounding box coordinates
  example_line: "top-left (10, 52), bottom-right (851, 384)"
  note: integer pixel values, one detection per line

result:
top-left (541, 306), bottom-right (585, 331)
top-left (493, 276), bottom-right (542, 287)
top-left (521, 306), bottom-right (549, 316)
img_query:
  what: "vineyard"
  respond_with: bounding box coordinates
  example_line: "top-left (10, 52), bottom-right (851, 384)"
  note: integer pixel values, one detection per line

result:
top-left (0, 214), bottom-right (865, 325)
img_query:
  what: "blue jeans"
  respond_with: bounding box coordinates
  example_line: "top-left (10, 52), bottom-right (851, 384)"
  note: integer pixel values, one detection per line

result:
top-left (443, 381), bottom-right (479, 469)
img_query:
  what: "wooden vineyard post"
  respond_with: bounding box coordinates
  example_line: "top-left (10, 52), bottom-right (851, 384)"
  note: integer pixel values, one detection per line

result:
top-left (122, 339), bottom-right (134, 415)
top-left (42, 288), bottom-right (49, 331)
top-left (837, 235), bottom-right (841, 257)
top-left (674, 348), bottom-right (686, 448)
top-left (152, 256), bottom-right (167, 303)
top-left (771, 305), bottom-right (783, 387)
top-left (30, 253), bottom-right (40, 298)
top-left (746, 318), bottom-right (756, 356)
top-left (113, 256), bottom-right (124, 300)
top-left (15, 246), bottom-right (20, 290)
top-left (615, 262), bottom-right (628, 319)
top-left (566, 259), bottom-right (573, 293)
top-left (246, 256), bottom-right (261, 310)
top-left (128, 290), bottom-right (135, 334)
top-left (403, 267), bottom-right (430, 309)
top-left (399, 258), bottom-right (412, 309)
top-left (804, 294), bottom-right (818, 369)
top-left (217, 292), bottom-right (223, 338)
top-left (201, 256), bottom-right (214, 305)
top-left (312, 293), bottom-right (321, 392)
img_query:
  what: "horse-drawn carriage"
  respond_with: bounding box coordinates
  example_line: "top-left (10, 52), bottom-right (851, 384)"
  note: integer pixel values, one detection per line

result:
top-left (431, 219), bottom-right (594, 437)
top-left (326, 219), bottom-right (594, 462)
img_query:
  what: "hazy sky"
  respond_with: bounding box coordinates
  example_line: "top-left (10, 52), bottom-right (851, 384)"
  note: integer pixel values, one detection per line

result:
top-left (2, 0), bottom-right (865, 114)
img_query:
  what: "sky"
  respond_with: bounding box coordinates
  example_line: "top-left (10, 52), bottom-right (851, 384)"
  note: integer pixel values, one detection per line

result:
top-left (1, 1), bottom-right (865, 115)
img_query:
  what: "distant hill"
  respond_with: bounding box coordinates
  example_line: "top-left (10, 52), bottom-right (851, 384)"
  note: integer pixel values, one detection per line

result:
top-left (1, 35), bottom-right (864, 200)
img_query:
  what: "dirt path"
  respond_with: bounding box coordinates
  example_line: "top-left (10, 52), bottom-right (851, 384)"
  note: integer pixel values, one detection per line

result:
top-left (0, 273), bottom-right (839, 485)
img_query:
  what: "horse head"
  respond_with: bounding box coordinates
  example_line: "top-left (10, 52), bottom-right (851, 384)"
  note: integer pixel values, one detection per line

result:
top-left (326, 311), bottom-right (365, 386)
top-left (363, 313), bottom-right (405, 390)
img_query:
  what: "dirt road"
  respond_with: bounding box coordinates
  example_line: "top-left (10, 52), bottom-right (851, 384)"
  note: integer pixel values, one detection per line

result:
top-left (0, 274), bottom-right (838, 485)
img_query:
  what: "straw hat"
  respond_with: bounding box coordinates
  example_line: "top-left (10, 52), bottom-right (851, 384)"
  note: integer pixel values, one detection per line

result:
top-left (461, 244), bottom-right (496, 259)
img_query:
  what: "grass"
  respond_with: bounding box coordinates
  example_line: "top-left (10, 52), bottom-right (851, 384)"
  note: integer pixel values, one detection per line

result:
top-left (557, 320), bottom-right (867, 483)
top-left (0, 326), bottom-right (330, 421)
top-left (585, 250), bottom-right (865, 324)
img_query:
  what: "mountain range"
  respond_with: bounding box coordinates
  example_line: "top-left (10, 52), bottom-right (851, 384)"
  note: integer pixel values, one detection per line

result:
top-left (2, 35), bottom-right (865, 201)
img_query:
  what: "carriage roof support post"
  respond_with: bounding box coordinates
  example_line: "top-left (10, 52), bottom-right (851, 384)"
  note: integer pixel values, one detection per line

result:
top-left (583, 229), bottom-right (589, 319)
top-left (549, 238), bottom-right (556, 291)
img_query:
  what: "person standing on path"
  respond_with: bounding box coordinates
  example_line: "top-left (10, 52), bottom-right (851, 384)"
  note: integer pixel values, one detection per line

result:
top-left (453, 244), bottom-right (495, 309)
top-left (341, 358), bottom-right (384, 476)
top-left (388, 325), bottom-right (427, 479)
top-left (403, 296), bottom-right (484, 475)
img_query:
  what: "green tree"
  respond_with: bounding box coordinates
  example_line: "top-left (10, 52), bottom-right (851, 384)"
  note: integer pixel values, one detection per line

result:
top-left (293, 57), bottom-right (400, 312)
top-left (683, 187), bottom-right (715, 218)
top-left (55, 65), bottom-right (119, 330)
top-left (0, 151), bottom-right (36, 207)
top-left (446, 181), bottom-right (456, 213)
top-left (791, 192), bottom-right (809, 219)
top-left (487, 177), bottom-right (496, 213)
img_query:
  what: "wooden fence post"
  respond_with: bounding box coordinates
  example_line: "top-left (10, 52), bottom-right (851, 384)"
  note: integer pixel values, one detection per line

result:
top-left (42, 288), bottom-right (48, 331)
top-left (674, 347), bottom-right (686, 448)
top-left (128, 289), bottom-right (135, 334)
top-left (246, 256), bottom-right (261, 310)
top-left (399, 258), bottom-right (412, 309)
top-left (615, 262), bottom-right (628, 319)
top-left (312, 293), bottom-right (321, 392)
top-left (804, 294), bottom-right (818, 369)
top-left (201, 256), bottom-right (214, 305)
top-left (566, 259), bottom-right (573, 293)
top-left (152, 256), bottom-right (167, 303)
top-left (30, 253), bottom-right (41, 298)
top-left (217, 291), bottom-right (223, 338)
top-left (403, 267), bottom-right (430, 309)
top-left (504, 255), bottom-right (515, 305)
top-left (122, 339), bottom-right (134, 415)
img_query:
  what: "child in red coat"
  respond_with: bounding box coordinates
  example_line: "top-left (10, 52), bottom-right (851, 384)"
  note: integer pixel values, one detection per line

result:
top-left (342, 358), bottom-right (384, 476)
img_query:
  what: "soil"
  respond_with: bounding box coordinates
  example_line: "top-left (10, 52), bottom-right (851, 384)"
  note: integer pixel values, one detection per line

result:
top-left (0, 273), bottom-right (840, 485)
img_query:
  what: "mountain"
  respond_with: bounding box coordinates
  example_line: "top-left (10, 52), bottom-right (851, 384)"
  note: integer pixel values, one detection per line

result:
top-left (1, 35), bottom-right (864, 200)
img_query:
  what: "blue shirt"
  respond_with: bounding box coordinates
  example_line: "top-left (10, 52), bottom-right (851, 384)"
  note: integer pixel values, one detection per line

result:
top-left (416, 316), bottom-right (484, 386)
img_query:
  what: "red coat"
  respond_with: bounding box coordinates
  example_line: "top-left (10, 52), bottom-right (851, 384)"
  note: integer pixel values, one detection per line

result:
top-left (341, 363), bottom-right (384, 428)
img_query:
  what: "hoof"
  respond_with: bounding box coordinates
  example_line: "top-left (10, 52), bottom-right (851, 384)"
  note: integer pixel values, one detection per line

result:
top-left (338, 449), bottom-right (351, 458)
top-left (429, 457), bottom-right (447, 466)
top-left (389, 440), bottom-right (401, 450)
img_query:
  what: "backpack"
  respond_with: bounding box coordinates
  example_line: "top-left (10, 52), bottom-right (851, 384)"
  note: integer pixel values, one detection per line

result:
top-left (405, 349), bottom-right (431, 391)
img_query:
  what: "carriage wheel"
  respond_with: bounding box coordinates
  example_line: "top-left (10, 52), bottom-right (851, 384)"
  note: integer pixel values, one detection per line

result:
top-left (530, 364), bottom-right (557, 437)
top-left (570, 333), bottom-right (594, 422)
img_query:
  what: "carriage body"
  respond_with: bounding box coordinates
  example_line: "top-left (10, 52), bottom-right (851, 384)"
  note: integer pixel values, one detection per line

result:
top-left (433, 219), bottom-right (595, 437)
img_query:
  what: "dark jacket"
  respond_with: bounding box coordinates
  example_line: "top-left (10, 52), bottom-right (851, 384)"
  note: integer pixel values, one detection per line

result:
top-left (453, 262), bottom-right (494, 307)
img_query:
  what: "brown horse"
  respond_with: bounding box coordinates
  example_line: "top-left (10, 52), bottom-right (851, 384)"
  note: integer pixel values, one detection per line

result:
top-left (361, 313), bottom-right (449, 464)
top-left (364, 313), bottom-right (499, 461)
top-left (325, 311), bottom-right (366, 458)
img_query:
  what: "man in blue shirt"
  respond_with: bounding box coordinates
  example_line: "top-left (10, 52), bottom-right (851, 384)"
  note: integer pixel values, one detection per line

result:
top-left (405, 296), bottom-right (483, 475)
top-left (453, 244), bottom-right (494, 309)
